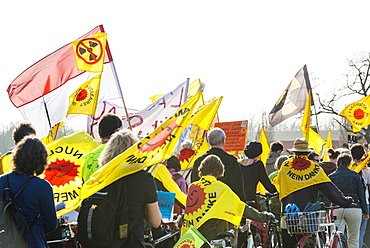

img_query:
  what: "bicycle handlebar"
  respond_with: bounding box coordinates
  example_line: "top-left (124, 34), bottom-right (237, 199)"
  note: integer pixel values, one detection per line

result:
top-left (256, 191), bottom-right (279, 199)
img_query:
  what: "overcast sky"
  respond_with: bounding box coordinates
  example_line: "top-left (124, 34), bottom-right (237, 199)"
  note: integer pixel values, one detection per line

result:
top-left (1, 1), bottom-right (370, 130)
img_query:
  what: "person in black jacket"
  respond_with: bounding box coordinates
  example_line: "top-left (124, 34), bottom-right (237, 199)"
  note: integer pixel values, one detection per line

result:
top-left (239, 141), bottom-right (277, 208)
top-left (190, 127), bottom-right (246, 202)
top-left (329, 153), bottom-right (369, 248)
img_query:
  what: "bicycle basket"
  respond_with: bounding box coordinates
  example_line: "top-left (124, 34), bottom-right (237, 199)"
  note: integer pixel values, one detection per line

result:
top-left (285, 211), bottom-right (326, 234)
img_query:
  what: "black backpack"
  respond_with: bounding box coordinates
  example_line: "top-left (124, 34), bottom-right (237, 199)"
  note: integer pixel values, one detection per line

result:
top-left (0, 175), bottom-right (36, 248)
top-left (77, 178), bottom-right (131, 248)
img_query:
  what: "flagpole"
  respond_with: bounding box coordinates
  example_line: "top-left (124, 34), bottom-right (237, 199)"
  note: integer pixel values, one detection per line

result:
top-left (42, 97), bottom-right (53, 132)
top-left (313, 101), bottom-right (320, 132)
top-left (109, 60), bottom-right (132, 130)
top-left (184, 78), bottom-right (190, 102)
top-left (100, 25), bottom-right (132, 130)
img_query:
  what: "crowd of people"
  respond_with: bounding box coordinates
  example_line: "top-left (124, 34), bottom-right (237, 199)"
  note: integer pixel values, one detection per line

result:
top-left (0, 116), bottom-right (370, 248)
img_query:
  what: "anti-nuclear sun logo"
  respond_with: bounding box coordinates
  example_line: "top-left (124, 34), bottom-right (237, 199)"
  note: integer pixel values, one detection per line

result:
top-left (76, 89), bottom-right (88, 102)
top-left (176, 238), bottom-right (196, 248)
top-left (185, 184), bottom-right (207, 214)
top-left (44, 159), bottom-right (79, 186)
top-left (291, 158), bottom-right (311, 171)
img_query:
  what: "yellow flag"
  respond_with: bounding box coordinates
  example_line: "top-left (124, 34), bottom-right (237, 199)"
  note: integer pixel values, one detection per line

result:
top-left (0, 153), bottom-right (13, 175)
top-left (187, 78), bottom-right (204, 98)
top-left (308, 128), bottom-right (325, 153)
top-left (190, 97), bottom-right (222, 130)
top-left (322, 129), bottom-right (333, 161)
top-left (349, 156), bottom-right (370, 173)
top-left (41, 122), bottom-right (64, 145)
top-left (148, 164), bottom-right (187, 206)
top-left (72, 32), bottom-right (107, 72)
top-left (42, 132), bottom-right (100, 217)
top-left (274, 155), bottom-right (331, 199)
top-left (339, 95), bottom-right (370, 132)
top-left (257, 125), bottom-right (269, 194)
top-left (301, 91), bottom-right (311, 140)
top-left (182, 176), bottom-right (245, 236)
top-left (179, 97), bottom-right (222, 170)
top-left (66, 74), bottom-right (101, 117)
top-left (181, 128), bottom-right (209, 171)
top-left (259, 126), bottom-right (269, 165)
top-left (80, 91), bottom-right (203, 202)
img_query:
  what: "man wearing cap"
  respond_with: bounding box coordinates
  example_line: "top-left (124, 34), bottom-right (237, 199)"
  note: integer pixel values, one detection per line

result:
top-left (274, 138), bottom-right (353, 247)
top-left (191, 127), bottom-right (246, 202)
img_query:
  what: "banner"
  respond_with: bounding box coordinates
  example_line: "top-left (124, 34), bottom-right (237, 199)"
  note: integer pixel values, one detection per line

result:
top-left (87, 81), bottom-right (192, 139)
top-left (42, 132), bottom-right (100, 217)
top-left (214, 120), bottom-right (248, 155)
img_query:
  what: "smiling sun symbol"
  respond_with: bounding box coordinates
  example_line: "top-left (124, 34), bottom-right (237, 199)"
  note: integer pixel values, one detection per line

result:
top-left (44, 159), bottom-right (79, 186)
top-left (185, 184), bottom-right (207, 214)
top-left (76, 89), bottom-right (88, 101)
top-left (291, 158), bottom-right (311, 171)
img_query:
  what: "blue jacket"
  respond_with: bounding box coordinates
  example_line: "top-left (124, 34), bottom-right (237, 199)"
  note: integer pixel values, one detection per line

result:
top-left (329, 167), bottom-right (368, 215)
top-left (0, 172), bottom-right (58, 248)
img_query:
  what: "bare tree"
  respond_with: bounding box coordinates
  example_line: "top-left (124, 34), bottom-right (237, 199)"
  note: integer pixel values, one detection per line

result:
top-left (315, 52), bottom-right (370, 143)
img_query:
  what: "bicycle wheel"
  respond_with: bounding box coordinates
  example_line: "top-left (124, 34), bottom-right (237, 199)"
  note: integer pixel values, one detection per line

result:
top-left (268, 228), bottom-right (282, 248)
top-left (338, 233), bottom-right (348, 248)
top-left (298, 236), bottom-right (316, 248)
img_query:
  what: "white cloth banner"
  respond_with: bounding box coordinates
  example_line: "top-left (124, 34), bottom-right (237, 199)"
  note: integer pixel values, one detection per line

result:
top-left (87, 81), bottom-right (191, 139)
top-left (18, 62), bottom-right (122, 138)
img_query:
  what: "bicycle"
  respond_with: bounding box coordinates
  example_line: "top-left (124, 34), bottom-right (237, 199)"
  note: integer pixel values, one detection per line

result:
top-left (285, 204), bottom-right (348, 248)
top-left (209, 224), bottom-right (256, 248)
top-left (46, 221), bottom-right (80, 248)
top-left (209, 229), bottom-right (236, 248)
top-left (144, 213), bottom-right (182, 248)
top-left (250, 192), bottom-right (282, 248)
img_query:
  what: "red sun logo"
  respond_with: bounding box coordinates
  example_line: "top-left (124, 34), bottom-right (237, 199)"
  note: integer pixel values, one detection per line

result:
top-left (291, 158), bottom-right (311, 171)
top-left (179, 148), bottom-right (195, 162)
top-left (44, 159), bottom-right (79, 186)
top-left (354, 108), bottom-right (365, 120)
top-left (138, 120), bottom-right (179, 153)
top-left (76, 89), bottom-right (88, 101)
top-left (185, 184), bottom-right (207, 214)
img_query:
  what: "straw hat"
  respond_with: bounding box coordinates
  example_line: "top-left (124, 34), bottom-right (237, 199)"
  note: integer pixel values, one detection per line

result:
top-left (288, 138), bottom-right (312, 153)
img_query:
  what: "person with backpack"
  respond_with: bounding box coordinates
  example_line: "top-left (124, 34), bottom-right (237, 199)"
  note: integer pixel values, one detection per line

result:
top-left (0, 136), bottom-right (58, 248)
top-left (78, 129), bottom-right (161, 248)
